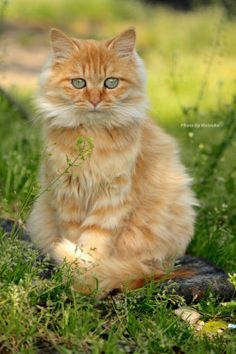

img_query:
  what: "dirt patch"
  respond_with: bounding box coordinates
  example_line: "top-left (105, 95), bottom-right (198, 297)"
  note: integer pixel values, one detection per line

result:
top-left (0, 22), bottom-right (50, 91)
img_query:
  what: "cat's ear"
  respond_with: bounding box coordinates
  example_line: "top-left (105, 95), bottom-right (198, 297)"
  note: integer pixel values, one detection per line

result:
top-left (107, 27), bottom-right (136, 58)
top-left (50, 28), bottom-right (78, 61)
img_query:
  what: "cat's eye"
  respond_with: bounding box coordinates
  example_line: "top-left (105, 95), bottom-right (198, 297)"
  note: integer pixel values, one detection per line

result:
top-left (71, 78), bottom-right (86, 89)
top-left (104, 77), bottom-right (119, 89)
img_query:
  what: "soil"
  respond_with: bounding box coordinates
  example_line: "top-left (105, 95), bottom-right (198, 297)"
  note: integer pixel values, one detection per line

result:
top-left (0, 22), bottom-right (50, 91)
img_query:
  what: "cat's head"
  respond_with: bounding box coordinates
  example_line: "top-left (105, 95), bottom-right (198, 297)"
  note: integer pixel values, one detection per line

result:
top-left (37, 28), bottom-right (147, 128)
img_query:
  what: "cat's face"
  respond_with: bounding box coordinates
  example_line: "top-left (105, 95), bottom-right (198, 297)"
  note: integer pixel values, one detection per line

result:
top-left (38, 28), bottom-right (147, 128)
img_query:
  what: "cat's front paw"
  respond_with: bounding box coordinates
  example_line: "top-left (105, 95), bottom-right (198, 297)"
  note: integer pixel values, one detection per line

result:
top-left (52, 239), bottom-right (94, 267)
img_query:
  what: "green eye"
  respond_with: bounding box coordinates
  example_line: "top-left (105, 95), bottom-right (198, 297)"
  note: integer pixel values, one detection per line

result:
top-left (104, 77), bottom-right (119, 89)
top-left (71, 78), bottom-right (86, 89)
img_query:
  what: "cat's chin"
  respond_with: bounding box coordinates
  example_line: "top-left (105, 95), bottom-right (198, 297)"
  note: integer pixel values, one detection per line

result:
top-left (37, 96), bottom-right (147, 129)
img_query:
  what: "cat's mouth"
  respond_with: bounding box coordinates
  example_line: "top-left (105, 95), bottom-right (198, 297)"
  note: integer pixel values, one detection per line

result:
top-left (88, 109), bottom-right (103, 114)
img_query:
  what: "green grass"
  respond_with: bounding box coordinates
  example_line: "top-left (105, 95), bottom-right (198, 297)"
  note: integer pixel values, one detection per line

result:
top-left (0, 0), bottom-right (236, 352)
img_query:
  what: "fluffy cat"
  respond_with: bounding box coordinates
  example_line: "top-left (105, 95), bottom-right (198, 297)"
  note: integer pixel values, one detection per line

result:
top-left (27, 28), bottom-right (197, 295)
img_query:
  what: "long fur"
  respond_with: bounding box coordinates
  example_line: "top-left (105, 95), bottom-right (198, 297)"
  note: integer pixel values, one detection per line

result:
top-left (27, 28), bottom-right (197, 295)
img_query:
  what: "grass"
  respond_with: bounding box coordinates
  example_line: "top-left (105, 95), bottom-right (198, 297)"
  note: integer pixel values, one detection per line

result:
top-left (0, 0), bottom-right (236, 352)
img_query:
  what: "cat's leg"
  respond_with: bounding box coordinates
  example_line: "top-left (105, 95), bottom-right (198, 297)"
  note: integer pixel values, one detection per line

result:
top-left (70, 201), bottom-right (167, 294)
top-left (73, 219), bottom-right (165, 294)
top-left (77, 228), bottom-right (110, 260)
top-left (27, 194), bottom-right (60, 254)
top-left (82, 214), bottom-right (190, 294)
top-left (68, 226), bottom-right (115, 294)
top-left (85, 195), bottom-right (195, 294)
top-left (113, 197), bottom-right (195, 269)
top-left (66, 199), bottom-right (132, 293)
top-left (76, 195), bottom-right (133, 263)
top-left (27, 194), bottom-right (91, 265)
top-left (73, 173), bottom-right (138, 267)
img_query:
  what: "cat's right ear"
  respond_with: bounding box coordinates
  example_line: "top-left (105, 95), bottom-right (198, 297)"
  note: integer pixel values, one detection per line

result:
top-left (50, 28), bottom-right (77, 61)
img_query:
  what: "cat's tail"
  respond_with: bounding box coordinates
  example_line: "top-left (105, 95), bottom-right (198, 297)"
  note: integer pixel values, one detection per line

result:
top-left (73, 256), bottom-right (194, 297)
top-left (50, 239), bottom-right (194, 296)
top-left (87, 256), bottom-right (235, 303)
top-left (91, 257), bottom-right (164, 293)
top-left (50, 238), bottom-right (164, 294)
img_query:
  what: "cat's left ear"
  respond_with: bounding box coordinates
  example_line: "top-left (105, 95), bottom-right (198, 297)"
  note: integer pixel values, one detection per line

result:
top-left (106, 27), bottom-right (136, 58)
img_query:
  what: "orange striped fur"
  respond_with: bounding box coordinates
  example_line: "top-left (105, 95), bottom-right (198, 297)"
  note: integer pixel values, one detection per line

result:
top-left (27, 28), bottom-right (197, 296)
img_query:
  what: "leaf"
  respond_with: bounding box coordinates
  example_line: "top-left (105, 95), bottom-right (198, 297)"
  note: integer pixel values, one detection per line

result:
top-left (174, 307), bottom-right (201, 325)
top-left (199, 320), bottom-right (227, 335)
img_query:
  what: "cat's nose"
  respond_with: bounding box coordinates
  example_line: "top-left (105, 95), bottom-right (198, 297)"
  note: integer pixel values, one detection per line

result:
top-left (89, 98), bottom-right (101, 108)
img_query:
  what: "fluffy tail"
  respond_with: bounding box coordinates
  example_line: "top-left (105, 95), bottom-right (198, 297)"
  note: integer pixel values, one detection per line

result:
top-left (72, 256), bottom-right (195, 296)
top-left (51, 238), bottom-right (166, 294)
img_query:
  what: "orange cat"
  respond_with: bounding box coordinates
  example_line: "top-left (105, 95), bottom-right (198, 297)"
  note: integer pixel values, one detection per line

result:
top-left (27, 28), bottom-right (197, 295)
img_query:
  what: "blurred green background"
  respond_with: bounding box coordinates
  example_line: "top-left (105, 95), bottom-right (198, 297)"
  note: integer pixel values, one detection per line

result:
top-left (1, 0), bottom-right (236, 123)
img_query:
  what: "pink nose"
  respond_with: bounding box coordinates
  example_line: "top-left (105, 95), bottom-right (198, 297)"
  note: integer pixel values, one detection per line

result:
top-left (89, 99), bottom-right (100, 108)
